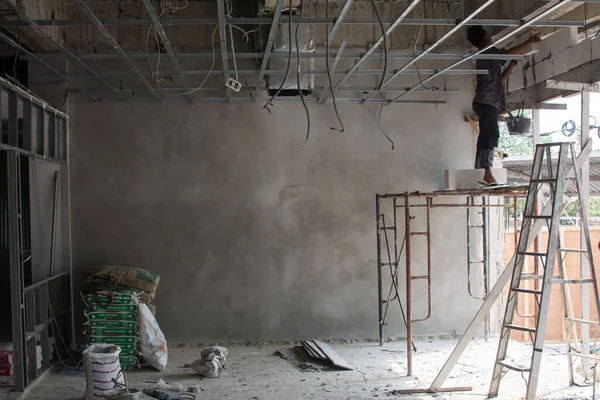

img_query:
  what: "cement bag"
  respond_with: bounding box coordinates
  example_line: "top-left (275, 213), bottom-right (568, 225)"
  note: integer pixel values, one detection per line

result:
top-left (83, 344), bottom-right (124, 400)
top-left (96, 266), bottom-right (160, 300)
top-left (138, 303), bottom-right (167, 371)
top-left (191, 346), bottom-right (228, 378)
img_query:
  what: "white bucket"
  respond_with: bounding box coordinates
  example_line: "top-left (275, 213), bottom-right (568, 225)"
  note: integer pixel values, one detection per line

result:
top-left (83, 344), bottom-right (125, 400)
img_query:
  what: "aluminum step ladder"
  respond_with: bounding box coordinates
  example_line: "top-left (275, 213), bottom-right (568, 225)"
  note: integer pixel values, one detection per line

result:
top-left (489, 142), bottom-right (600, 399)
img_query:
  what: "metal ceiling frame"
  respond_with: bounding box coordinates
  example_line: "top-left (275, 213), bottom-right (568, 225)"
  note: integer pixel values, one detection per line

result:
top-left (255, 0), bottom-right (284, 98)
top-left (73, 0), bottom-right (163, 103)
top-left (1, 0), bottom-right (129, 102)
top-left (0, 29), bottom-right (100, 102)
top-left (386, 0), bottom-right (574, 104)
top-left (0, 17), bottom-right (586, 28)
top-left (320, 0), bottom-right (422, 104)
top-left (361, 0), bottom-right (498, 103)
top-left (141, 0), bottom-right (195, 104)
top-left (0, 0), bottom-right (586, 104)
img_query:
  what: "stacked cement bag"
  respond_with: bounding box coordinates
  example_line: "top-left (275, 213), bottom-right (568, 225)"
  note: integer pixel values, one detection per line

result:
top-left (94, 266), bottom-right (160, 306)
top-left (83, 290), bottom-right (140, 370)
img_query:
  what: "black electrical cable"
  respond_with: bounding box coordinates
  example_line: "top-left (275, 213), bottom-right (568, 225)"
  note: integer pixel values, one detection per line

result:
top-left (325, 0), bottom-right (344, 132)
top-left (369, 0), bottom-right (395, 149)
top-left (369, 0), bottom-right (387, 90)
top-left (263, 7), bottom-right (293, 112)
top-left (296, 23), bottom-right (311, 146)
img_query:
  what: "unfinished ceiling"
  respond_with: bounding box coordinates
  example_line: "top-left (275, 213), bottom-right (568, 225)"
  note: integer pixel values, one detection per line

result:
top-left (0, 0), bottom-right (598, 104)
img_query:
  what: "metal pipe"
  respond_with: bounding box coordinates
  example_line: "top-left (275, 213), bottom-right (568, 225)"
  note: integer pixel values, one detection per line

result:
top-left (0, 30), bottom-right (100, 103)
top-left (23, 272), bottom-right (69, 293)
top-left (255, 0), bottom-right (284, 98)
top-left (328, 0), bottom-right (353, 43)
top-left (318, 41), bottom-right (347, 104)
top-left (482, 197), bottom-right (489, 340)
top-left (141, 0), bottom-right (195, 104)
top-left (405, 192), bottom-right (413, 376)
top-left (73, 0), bottom-right (163, 103)
top-left (51, 68), bottom-right (488, 77)
top-left (216, 0), bottom-right (232, 103)
top-left (376, 194), bottom-right (383, 346)
top-left (1, 1), bottom-right (129, 103)
top-left (388, 0), bottom-right (574, 104)
top-left (320, 0), bottom-right (421, 103)
top-left (0, 17), bottom-right (585, 27)
top-left (413, 197), bottom-right (432, 322)
top-left (69, 84), bottom-right (458, 94)
top-left (363, 0), bottom-right (497, 103)
top-left (23, 51), bottom-right (524, 61)
top-left (121, 97), bottom-right (447, 104)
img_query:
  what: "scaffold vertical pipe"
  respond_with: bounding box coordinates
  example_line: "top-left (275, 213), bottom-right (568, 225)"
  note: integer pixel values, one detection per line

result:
top-left (376, 194), bottom-right (383, 346)
top-left (405, 192), bottom-right (413, 376)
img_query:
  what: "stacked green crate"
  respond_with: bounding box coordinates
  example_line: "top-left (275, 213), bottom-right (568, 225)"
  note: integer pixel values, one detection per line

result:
top-left (84, 290), bottom-right (140, 370)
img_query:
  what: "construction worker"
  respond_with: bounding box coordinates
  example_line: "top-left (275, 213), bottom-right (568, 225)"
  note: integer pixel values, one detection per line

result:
top-left (466, 26), bottom-right (540, 185)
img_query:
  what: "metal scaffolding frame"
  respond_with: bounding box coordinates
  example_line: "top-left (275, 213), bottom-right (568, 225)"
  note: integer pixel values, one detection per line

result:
top-left (0, 0), bottom-right (583, 103)
top-left (376, 185), bottom-right (528, 376)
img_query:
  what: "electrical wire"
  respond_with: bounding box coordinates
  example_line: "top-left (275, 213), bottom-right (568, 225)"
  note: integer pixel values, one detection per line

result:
top-left (263, 8), bottom-right (293, 112)
top-left (296, 24), bottom-right (311, 146)
top-left (325, 0), bottom-right (344, 132)
top-left (176, 24), bottom-right (218, 96)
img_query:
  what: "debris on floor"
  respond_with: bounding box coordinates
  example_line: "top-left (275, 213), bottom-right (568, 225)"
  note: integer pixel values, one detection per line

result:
top-left (190, 346), bottom-right (228, 378)
top-left (301, 340), bottom-right (353, 370)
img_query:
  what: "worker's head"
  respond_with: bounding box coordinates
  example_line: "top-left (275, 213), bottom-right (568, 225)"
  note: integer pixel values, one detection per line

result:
top-left (467, 26), bottom-right (491, 49)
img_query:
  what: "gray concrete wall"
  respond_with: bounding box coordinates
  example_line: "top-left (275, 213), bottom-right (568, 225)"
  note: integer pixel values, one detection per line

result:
top-left (66, 72), bottom-right (492, 344)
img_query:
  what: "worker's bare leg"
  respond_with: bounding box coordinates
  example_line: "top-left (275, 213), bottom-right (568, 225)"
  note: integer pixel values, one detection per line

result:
top-left (483, 165), bottom-right (497, 184)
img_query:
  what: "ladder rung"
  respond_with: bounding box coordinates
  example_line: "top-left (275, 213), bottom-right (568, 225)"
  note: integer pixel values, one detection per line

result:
top-left (521, 274), bottom-right (544, 280)
top-left (569, 350), bottom-right (600, 361)
top-left (497, 360), bottom-right (531, 373)
top-left (469, 260), bottom-right (485, 264)
top-left (565, 317), bottom-right (600, 326)
top-left (382, 227), bottom-right (395, 231)
top-left (560, 248), bottom-right (588, 253)
top-left (504, 324), bottom-right (537, 333)
top-left (410, 232), bottom-right (428, 236)
top-left (524, 215), bottom-right (552, 219)
top-left (512, 288), bottom-right (542, 295)
top-left (411, 275), bottom-right (428, 280)
top-left (381, 262), bottom-right (394, 266)
top-left (550, 278), bottom-right (596, 284)
top-left (531, 178), bottom-right (556, 183)
top-left (468, 225), bottom-right (484, 228)
top-left (518, 251), bottom-right (547, 257)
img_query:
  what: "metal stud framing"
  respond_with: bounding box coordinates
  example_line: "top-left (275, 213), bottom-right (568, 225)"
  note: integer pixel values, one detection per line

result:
top-left (73, 0), bottom-right (163, 103)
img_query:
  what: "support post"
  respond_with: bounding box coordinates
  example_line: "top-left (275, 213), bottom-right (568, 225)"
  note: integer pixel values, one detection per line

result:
top-left (8, 151), bottom-right (25, 391)
top-left (581, 90), bottom-right (591, 367)
top-left (376, 194), bottom-right (383, 346)
top-left (216, 0), bottom-right (232, 103)
top-left (405, 192), bottom-right (413, 376)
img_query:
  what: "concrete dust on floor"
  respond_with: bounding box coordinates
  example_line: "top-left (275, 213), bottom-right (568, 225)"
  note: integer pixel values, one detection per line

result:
top-left (8, 339), bottom-right (599, 400)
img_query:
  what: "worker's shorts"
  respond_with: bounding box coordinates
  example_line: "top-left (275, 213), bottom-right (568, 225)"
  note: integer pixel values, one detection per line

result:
top-left (473, 102), bottom-right (500, 169)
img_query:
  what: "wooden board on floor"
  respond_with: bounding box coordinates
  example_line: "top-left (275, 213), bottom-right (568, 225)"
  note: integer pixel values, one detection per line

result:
top-left (301, 341), bottom-right (326, 360)
top-left (312, 340), bottom-right (353, 371)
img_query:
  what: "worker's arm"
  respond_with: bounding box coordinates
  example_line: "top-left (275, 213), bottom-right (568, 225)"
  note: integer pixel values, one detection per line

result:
top-left (504, 36), bottom-right (541, 55)
top-left (502, 60), bottom-right (518, 84)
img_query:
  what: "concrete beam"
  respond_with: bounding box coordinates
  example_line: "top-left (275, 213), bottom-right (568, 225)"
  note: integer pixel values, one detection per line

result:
top-left (507, 58), bottom-right (600, 104)
top-left (546, 78), bottom-right (600, 91)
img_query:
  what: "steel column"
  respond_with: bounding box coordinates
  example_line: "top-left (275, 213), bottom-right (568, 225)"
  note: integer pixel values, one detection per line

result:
top-left (362, 0), bottom-right (497, 103)
top-left (216, 0), bottom-right (232, 102)
top-left (581, 90), bottom-right (591, 364)
top-left (73, 0), bottom-right (163, 103)
top-left (320, 0), bottom-right (421, 103)
top-left (388, 0), bottom-right (573, 104)
top-left (142, 0), bottom-right (195, 104)
top-left (255, 0), bottom-right (284, 98)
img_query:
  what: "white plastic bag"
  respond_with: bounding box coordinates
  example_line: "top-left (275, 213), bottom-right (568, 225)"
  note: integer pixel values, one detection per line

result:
top-left (83, 344), bottom-right (124, 400)
top-left (138, 303), bottom-right (168, 371)
top-left (191, 346), bottom-right (228, 378)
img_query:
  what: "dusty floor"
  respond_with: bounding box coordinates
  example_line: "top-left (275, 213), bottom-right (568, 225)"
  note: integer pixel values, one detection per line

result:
top-left (2, 338), bottom-right (598, 400)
